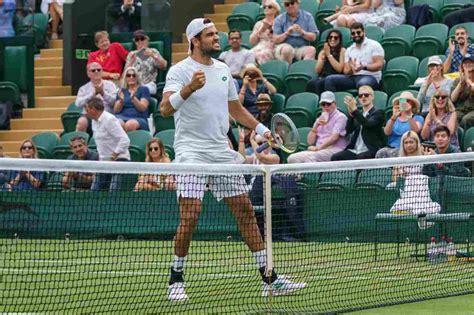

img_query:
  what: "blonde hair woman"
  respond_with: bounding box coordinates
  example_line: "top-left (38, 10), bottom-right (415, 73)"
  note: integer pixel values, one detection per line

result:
top-left (389, 131), bottom-right (423, 186)
top-left (249, 0), bottom-right (280, 65)
top-left (8, 140), bottom-right (44, 191)
top-left (134, 139), bottom-right (174, 191)
top-left (421, 89), bottom-right (459, 147)
top-left (417, 56), bottom-right (453, 113)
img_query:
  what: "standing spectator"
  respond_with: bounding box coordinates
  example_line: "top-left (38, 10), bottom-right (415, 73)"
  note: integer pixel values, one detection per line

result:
top-left (108, 0), bottom-right (142, 33)
top-left (62, 136), bottom-right (99, 191)
top-left (134, 138), bottom-right (174, 192)
top-left (331, 85), bottom-right (385, 160)
top-left (272, 0), bottom-right (318, 64)
top-left (7, 140), bottom-right (44, 191)
top-left (422, 125), bottom-right (470, 177)
top-left (306, 29), bottom-right (346, 95)
top-left (287, 91), bottom-right (348, 163)
top-left (324, 22), bottom-right (384, 92)
top-left (219, 29), bottom-right (255, 79)
top-left (237, 64), bottom-right (276, 116)
top-left (329, 0), bottom-right (375, 28)
top-left (125, 30), bottom-right (167, 95)
top-left (114, 66), bottom-right (150, 132)
top-left (0, 0), bottom-right (16, 38)
top-left (418, 56), bottom-right (453, 114)
top-left (43, 0), bottom-right (63, 40)
top-left (421, 90), bottom-right (459, 148)
top-left (255, 93), bottom-right (273, 127)
top-left (451, 53), bottom-right (474, 129)
top-left (376, 91), bottom-right (424, 158)
top-left (365, 0), bottom-right (405, 31)
top-left (85, 97), bottom-right (130, 191)
top-left (87, 31), bottom-right (129, 83)
top-left (249, 0), bottom-right (280, 65)
top-left (443, 25), bottom-right (474, 74)
top-left (75, 62), bottom-right (117, 133)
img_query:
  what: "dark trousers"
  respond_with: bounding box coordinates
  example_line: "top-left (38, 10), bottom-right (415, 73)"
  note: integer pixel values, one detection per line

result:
top-left (324, 74), bottom-right (379, 92)
top-left (91, 158), bottom-right (129, 191)
top-left (305, 77), bottom-right (326, 95)
top-left (331, 149), bottom-right (375, 161)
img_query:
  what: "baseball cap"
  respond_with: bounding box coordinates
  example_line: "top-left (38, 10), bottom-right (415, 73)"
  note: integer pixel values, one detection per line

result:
top-left (427, 55), bottom-right (443, 66)
top-left (462, 53), bottom-right (474, 63)
top-left (133, 29), bottom-right (148, 40)
top-left (186, 18), bottom-right (215, 54)
top-left (320, 91), bottom-right (335, 104)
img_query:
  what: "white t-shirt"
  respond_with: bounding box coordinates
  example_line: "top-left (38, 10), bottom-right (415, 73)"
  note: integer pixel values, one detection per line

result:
top-left (163, 57), bottom-right (239, 156)
top-left (345, 38), bottom-right (384, 82)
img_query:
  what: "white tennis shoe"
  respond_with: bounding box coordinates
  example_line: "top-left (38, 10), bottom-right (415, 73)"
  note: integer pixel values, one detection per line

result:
top-left (168, 282), bottom-right (188, 301)
top-left (262, 275), bottom-right (307, 297)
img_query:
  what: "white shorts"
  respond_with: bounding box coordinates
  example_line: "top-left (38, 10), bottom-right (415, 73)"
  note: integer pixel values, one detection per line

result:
top-left (174, 149), bottom-right (249, 200)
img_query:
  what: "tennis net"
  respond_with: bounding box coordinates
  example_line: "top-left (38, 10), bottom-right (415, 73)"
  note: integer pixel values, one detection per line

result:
top-left (0, 153), bottom-right (473, 313)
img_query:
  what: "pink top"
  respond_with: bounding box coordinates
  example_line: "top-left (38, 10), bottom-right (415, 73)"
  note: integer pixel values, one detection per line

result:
top-left (314, 109), bottom-right (349, 149)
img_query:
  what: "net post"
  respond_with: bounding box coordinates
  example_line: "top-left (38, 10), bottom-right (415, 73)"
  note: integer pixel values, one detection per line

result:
top-left (264, 168), bottom-right (274, 286)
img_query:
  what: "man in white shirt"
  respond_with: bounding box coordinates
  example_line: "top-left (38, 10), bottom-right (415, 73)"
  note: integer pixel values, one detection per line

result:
top-left (160, 17), bottom-right (305, 302)
top-left (218, 29), bottom-right (255, 78)
top-left (75, 62), bottom-right (117, 133)
top-left (85, 97), bottom-right (130, 191)
top-left (324, 22), bottom-right (384, 92)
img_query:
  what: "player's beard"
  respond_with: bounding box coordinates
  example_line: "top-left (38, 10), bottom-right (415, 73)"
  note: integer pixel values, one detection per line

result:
top-left (200, 41), bottom-right (220, 57)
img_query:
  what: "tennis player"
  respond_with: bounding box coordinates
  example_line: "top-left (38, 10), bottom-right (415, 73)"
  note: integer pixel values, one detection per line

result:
top-left (161, 18), bottom-right (306, 301)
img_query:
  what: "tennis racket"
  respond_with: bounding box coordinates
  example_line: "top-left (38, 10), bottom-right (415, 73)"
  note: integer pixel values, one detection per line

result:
top-left (256, 113), bottom-right (300, 154)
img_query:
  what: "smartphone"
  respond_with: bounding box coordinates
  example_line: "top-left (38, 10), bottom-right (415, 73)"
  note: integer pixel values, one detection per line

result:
top-left (398, 97), bottom-right (407, 111)
top-left (422, 142), bottom-right (436, 149)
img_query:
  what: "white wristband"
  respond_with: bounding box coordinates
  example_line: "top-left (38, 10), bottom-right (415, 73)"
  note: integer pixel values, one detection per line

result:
top-left (256, 123), bottom-right (270, 137)
top-left (169, 91), bottom-right (185, 110)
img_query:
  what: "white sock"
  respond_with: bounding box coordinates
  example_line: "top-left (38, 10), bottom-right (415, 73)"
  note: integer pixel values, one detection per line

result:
top-left (252, 249), bottom-right (267, 269)
top-left (172, 255), bottom-right (185, 272)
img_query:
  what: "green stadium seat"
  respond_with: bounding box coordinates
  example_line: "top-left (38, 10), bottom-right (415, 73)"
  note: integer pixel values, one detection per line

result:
top-left (318, 170), bottom-right (357, 190)
top-left (241, 30), bottom-right (253, 49)
top-left (0, 81), bottom-right (21, 109)
top-left (463, 127), bottom-right (474, 152)
top-left (448, 22), bottom-right (474, 43)
top-left (4, 46), bottom-right (28, 92)
top-left (284, 60), bottom-right (317, 96)
top-left (45, 172), bottom-right (64, 191)
top-left (356, 168), bottom-right (393, 189)
top-left (271, 93), bottom-right (285, 115)
top-left (61, 111), bottom-right (81, 134)
top-left (300, 0), bottom-right (319, 16)
top-left (315, 0), bottom-right (343, 31)
top-left (334, 91), bottom-right (352, 116)
top-left (317, 27), bottom-right (352, 51)
top-left (16, 13), bottom-right (48, 50)
top-left (382, 56), bottom-right (419, 96)
top-left (412, 0), bottom-right (444, 23)
top-left (457, 126), bottom-right (464, 150)
top-left (441, 0), bottom-right (473, 19)
top-left (297, 127), bottom-right (312, 151)
top-left (380, 24), bottom-right (415, 61)
top-left (153, 112), bottom-right (175, 134)
top-left (283, 92), bottom-right (318, 128)
top-left (120, 42), bottom-right (134, 51)
top-left (88, 137), bottom-right (96, 150)
top-left (148, 97), bottom-right (158, 115)
top-left (155, 129), bottom-right (175, 160)
top-left (364, 25), bottom-right (384, 43)
top-left (259, 60), bottom-right (289, 93)
top-left (31, 132), bottom-right (59, 159)
top-left (227, 2), bottom-right (262, 31)
top-left (66, 102), bottom-right (81, 112)
top-left (128, 130), bottom-right (153, 162)
top-left (53, 132), bottom-right (90, 160)
top-left (412, 23), bottom-right (448, 61)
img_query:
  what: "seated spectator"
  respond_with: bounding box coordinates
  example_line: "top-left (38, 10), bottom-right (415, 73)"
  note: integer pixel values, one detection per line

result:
top-left (272, 0), bottom-right (318, 64)
top-left (365, 0), bottom-right (405, 31)
top-left (43, 0), bottom-right (63, 40)
top-left (85, 98), bottom-right (130, 191)
top-left (376, 91), bottom-right (424, 158)
top-left (107, 0), bottom-right (142, 33)
top-left (134, 138), bottom-right (174, 192)
top-left (62, 136), bottom-right (99, 190)
top-left (0, 0), bottom-right (16, 38)
top-left (324, 22), bottom-right (384, 92)
top-left (390, 131), bottom-right (424, 186)
top-left (417, 56), bottom-right (454, 114)
top-left (443, 25), bottom-right (474, 74)
top-left (249, 0), bottom-right (280, 65)
top-left (219, 29), bottom-right (255, 79)
top-left (331, 85), bottom-right (385, 160)
top-left (327, 0), bottom-right (375, 28)
top-left (237, 64), bottom-right (276, 117)
top-left (240, 129), bottom-right (280, 165)
top-left (443, 5), bottom-right (474, 28)
top-left (124, 30), bottom-right (167, 95)
top-left (421, 90), bottom-right (459, 148)
top-left (7, 140), bottom-right (44, 191)
top-left (422, 125), bottom-right (470, 177)
top-left (306, 29), bottom-right (346, 95)
top-left (87, 31), bottom-right (129, 83)
top-left (114, 66), bottom-right (150, 132)
top-left (255, 93), bottom-right (273, 127)
top-left (288, 91), bottom-right (348, 163)
top-left (451, 53), bottom-right (474, 129)
top-left (76, 62), bottom-right (117, 134)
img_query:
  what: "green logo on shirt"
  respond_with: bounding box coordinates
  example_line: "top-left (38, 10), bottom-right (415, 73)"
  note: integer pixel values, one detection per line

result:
top-left (222, 76), bottom-right (227, 81)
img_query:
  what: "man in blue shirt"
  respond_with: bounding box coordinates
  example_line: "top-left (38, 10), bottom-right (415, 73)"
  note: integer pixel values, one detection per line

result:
top-left (272, 0), bottom-right (318, 64)
top-left (443, 25), bottom-right (474, 74)
top-left (0, 0), bottom-right (16, 38)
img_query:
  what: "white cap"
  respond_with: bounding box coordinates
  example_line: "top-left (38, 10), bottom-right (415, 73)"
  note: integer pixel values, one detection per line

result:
top-left (320, 91), bottom-right (335, 104)
top-left (427, 55), bottom-right (442, 66)
top-left (186, 18), bottom-right (215, 54)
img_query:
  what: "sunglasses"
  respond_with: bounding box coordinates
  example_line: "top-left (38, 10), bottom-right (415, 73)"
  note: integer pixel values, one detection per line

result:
top-left (328, 35), bottom-right (340, 40)
top-left (358, 93), bottom-right (372, 98)
top-left (351, 31), bottom-right (363, 36)
top-left (434, 95), bottom-right (448, 100)
top-left (262, 5), bottom-right (273, 9)
top-left (134, 36), bottom-right (146, 42)
top-left (284, 1), bottom-right (296, 7)
top-left (90, 68), bottom-right (102, 73)
top-left (21, 146), bottom-right (33, 150)
top-left (126, 73), bottom-right (136, 78)
top-left (149, 147), bottom-right (160, 152)
top-left (320, 102), bottom-right (332, 107)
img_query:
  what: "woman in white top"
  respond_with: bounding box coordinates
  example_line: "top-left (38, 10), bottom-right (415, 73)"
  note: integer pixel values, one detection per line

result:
top-left (326, 0), bottom-right (376, 28)
top-left (249, 0), bottom-right (280, 65)
top-left (42, 0), bottom-right (63, 40)
top-left (388, 131), bottom-right (423, 187)
top-left (365, 0), bottom-right (406, 31)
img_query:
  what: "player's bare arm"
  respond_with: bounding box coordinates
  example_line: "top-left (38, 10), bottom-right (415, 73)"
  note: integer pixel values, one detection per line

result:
top-left (229, 100), bottom-right (273, 142)
top-left (160, 70), bottom-right (206, 117)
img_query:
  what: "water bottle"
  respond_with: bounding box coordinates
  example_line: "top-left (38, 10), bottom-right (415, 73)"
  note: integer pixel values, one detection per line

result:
top-left (438, 235), bottom-right (448, 263)
top-left (427, 237), bottom-right (438, 263)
